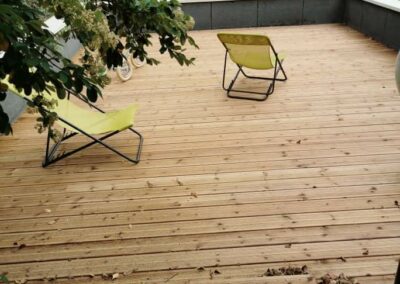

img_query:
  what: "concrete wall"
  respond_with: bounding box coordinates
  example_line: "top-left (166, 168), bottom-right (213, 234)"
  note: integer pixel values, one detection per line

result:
top-left (58, 38), bottom-right (81, 60)
top-left (345, 0), bottom-right (400, 49)
top-left (182, 0), bottom-right (345, 29)
top-left (0, 94), bottom-right (27, 124)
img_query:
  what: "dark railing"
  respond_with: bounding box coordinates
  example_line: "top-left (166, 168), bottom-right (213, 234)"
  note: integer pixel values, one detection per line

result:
top-left (182, 0), bottom-right (400, 49)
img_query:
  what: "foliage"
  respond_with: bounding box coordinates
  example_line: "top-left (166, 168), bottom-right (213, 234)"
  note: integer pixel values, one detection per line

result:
top-left (0, 0), bottom-right (197, 135)
top-left (0, 0), bottom-right (102, 135)
top-left (0, 273), bottom-right (9, 284)
top-left (94, 0), bottom-right (197, 66)
top-left (36, 0), bottom-right (118, 79)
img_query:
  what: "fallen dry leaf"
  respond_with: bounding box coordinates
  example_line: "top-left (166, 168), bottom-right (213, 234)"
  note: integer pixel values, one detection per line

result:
top-left (209, 269), bottom-right (214, 279)
top-left (18, 244), bottom-right (26, 250)
top-left (264, 265), bottom-right (309, 277)
top-left (102, 273), bottom-right (113, 280)
top-left (112, 273), bottom-right (119, 280)
top-left (317, 272), bottom-right (357, 284)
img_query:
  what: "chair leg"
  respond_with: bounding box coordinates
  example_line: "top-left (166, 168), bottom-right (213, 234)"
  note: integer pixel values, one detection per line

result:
top-left (225, 66), bottom-right (275, 101)
top-left (227, 87), bottom-right (270, 101)
top-left (240, 59), bottom-right (288, 82)
top-left (128, 127), bottom-right (144, 163)
top-left (42, 125), bottom-right (143, 167)
top-left (43, 129), bottom-right (54, 167)
top-left (221, 55), bottom-right (287, 101)
top-left (43, 128), bottom-right (79, 167)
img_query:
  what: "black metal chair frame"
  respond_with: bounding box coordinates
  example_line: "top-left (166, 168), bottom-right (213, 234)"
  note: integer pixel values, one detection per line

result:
top-left (24, 91), bottom-right (143, 168)
top-left (221, 44), bottom-right (288, 101)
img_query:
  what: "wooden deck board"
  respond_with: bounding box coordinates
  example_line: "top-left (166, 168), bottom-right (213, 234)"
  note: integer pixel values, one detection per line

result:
top-left (0, 24), bottom-right (399, 283)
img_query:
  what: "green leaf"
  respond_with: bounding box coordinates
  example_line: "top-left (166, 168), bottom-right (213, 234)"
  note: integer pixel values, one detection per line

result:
top-left (24, 85), bottom-right (32, 96)
top-left (58, 72), bottom-right (69, 84)
top-left (56, 86), bottom-right (66, 99)
top-left (74, 78), bottom-right (84, 94)
top-left (86, 87), bottom-right (98, 103)
top-left (39, 60), bottom-right (51, 72)
top-left (0, 274), bottom-right (9, 283)
top-left (0, 92), bottom-right (6, 101)
top-left (0, 106), bottom-right (12, 135)
top-left (25, 57), bottom-right (40, 67)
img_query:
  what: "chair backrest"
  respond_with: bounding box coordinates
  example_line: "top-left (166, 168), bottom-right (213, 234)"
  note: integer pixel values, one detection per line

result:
top-left (217, 33), bottom-right (274, 70)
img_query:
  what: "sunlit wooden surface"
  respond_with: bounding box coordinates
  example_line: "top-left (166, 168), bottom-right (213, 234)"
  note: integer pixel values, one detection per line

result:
top-left (0, 24), bottom-right (399, 284)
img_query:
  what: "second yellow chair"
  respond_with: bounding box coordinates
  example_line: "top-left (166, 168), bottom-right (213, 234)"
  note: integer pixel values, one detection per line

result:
top-left (217, 33), bottom-right (288, 101)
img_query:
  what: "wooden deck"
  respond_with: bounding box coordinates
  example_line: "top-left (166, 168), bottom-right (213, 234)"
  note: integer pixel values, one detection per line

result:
top-left (0, 24), bottom-right (399, 284)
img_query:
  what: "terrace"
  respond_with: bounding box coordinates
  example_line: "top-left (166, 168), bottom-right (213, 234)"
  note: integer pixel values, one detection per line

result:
top-left (0, 3), bottom-right (400, 284)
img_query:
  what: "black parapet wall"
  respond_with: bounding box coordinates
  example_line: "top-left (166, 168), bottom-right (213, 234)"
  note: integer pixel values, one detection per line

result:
top-left (181, 2), bottom-right (212, 30)
top-left (182, 0), bottom-right (345, 29)
top-left (212, 0), bottom-right (258, 28)
top-left (303, 0), bottom-right (344, 24)
top-left (345, 0), bottom-right (400, 49)
top-left (258, 0), bottom-right (303, 26)
top-left (182, 0), bottom-right (399, 49)
top-left (385, 10), bottom-right (400, 49)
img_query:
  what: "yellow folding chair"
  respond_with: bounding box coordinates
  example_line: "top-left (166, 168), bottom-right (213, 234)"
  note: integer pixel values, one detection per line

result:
top-left (4, 79), bottom-right (143, 167)
top-left (217, 33), bottom-right (288, 101)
